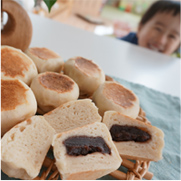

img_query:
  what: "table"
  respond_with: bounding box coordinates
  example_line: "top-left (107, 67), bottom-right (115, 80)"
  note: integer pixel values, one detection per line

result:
top-left (29, 13), bottom-right (180, 98)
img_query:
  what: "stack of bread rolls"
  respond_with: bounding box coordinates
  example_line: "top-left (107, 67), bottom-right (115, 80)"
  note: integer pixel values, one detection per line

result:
top-left (1, 45), bottom-right (164, 180)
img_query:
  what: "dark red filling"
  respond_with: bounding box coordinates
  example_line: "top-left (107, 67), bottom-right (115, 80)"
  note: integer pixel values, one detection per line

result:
top-left (63, 136), bottom-right (111, 156)
top-left (110, 125), bottom-right (151, 142)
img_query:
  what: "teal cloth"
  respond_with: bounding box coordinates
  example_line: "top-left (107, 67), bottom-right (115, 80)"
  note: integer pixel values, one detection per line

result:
top-left (1, 77), bottom-right (180, 180)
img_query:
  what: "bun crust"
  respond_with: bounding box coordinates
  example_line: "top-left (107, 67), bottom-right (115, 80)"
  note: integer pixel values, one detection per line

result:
top-left (64, 57), bottom-right (105, 96)
top-left (30, 72), bottom-right (79, 113)
top-left (1, 79), bottom-right (37, 136)
top-left (1, 46), bottom-right (38, 85)
top-left (25, 47), bottom-right (64, 73)
top-left (92, 81), bottom-right (140, 118)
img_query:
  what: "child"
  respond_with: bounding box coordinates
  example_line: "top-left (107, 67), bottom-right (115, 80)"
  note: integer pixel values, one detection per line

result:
top-left (120, 0), bottom-right (180, 56)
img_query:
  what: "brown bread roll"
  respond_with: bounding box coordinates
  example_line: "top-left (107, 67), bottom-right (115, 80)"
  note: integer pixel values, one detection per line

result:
top-left (1, 46), bottom-right (38, 86)
top-left (30, 72), bottom-right (79, 113)
top-left (92, 81), bottom-right (140, 118)
top-left (1, 78), bottom-right (37, 136)
top-left (64, 56), bottom-right (105, 97)
top-left (25, 47), bottom-right (64, 73)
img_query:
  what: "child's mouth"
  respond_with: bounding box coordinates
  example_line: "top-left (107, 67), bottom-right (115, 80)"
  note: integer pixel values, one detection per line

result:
top-left (148, 44), bottom-right (163, 53)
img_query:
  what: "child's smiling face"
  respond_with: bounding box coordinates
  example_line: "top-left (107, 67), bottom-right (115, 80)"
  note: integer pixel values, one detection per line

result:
top-left (137, 12), bottom-right (180, 55)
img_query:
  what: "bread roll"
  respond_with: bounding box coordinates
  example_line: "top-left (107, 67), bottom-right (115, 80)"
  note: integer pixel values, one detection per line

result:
top-left (64, 56), bottom-right (105, 96)
top-left (1, 116), bottom-right (55, 180)
top-left (44, 99), bottom-right (102, 133)
top-left (25, 47), bottom-right (64, 73)
top-left (1, 46), bottom-right (38, 86)
top-left (52, 122), bottom-right (122, 180)
top-left (102, 111), bottom-right (164, 161)
top-left (1, 78), bottom-right (37, 136)
top-left (30, 72), bottom-right (79, 113)
top-left (92, 81), bottom-right (140, 118)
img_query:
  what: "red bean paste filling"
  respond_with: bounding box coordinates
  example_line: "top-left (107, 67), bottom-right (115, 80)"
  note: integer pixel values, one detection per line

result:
top-left (110, 125), bottom-right (151, 142)
top-left (63, 136), bottom-right (111, 156)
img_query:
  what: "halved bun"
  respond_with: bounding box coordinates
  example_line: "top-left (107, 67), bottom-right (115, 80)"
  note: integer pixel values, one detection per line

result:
top-left (1, 116), bottom-right (55, 179)
top-left (102, 111), bottom-right (164, 161)
top-left (52, 122), bottom-right (122, 180)
top-left (44, 99), bottom-right (102, 133)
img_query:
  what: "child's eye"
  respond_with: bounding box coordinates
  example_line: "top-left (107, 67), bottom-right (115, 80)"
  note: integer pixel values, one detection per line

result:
top-left (169, 34), bottom-right (176, 39)
top-left (154, 27), bottom-right (162, 32)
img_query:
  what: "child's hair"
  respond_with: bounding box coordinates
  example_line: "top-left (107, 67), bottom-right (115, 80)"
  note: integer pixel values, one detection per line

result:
top-left (140, 0), bottom-right (180, 25)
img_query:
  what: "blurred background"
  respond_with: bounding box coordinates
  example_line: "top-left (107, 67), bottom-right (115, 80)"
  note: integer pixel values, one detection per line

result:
top-left (3, 0), bottom-right (180, 36)
top-left (3, 0), bottom-right (159, 36)
top-left (2, 0), bottom-right (180, 56)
